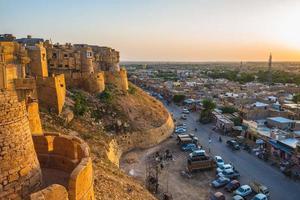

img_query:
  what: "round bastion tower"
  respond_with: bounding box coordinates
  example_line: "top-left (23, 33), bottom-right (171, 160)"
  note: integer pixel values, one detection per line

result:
top-left (0, 90), bottom-right (42, 199)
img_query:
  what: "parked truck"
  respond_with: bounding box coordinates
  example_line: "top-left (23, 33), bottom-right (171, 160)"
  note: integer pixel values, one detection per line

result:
top-left (187, 157), bottom-right (216, 172)
top-left (177, 134), bottom-right (198, 145)
top-left (249, 181), bottom-right (270, 197)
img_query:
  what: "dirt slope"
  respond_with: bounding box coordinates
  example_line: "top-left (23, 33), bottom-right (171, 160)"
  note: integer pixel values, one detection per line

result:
top-left (39, 82), bottom-right (171, 200)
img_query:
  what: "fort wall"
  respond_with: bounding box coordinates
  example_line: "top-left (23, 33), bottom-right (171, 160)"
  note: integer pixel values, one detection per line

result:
top-left (0, 90), bottom-right (42, 199)
top-left (64, 72), bottom-right (105, 94)
top-left (32, 132), bottom-right (95, 200)
top-left (107, 113), bottom-right (174, 166)
top-left (36, 74), bottom-right (66, 114)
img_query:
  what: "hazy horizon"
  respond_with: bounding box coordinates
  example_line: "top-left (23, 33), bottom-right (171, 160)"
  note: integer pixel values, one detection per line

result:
top-left (1, 0), bottom-right (300, 62)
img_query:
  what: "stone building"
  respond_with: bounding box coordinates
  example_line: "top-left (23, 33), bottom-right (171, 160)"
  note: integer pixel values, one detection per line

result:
top-left (45, 41), bottom-right (128, 93)
top-left (0, 38), bottom-right (95, 200)
top-left (15, 36), bottom-right (66, 115)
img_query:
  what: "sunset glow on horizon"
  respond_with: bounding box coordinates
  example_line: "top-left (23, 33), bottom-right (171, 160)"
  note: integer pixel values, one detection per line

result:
top-left (1, 0), bottom-right (300, 61)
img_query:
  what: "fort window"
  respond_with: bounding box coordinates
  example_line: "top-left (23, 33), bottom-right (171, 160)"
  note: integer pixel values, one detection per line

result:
top-left (65, 64), bottom-right (69, 68)
top-left (58, 64), bottom-right (63, 68)
top-left (64, 53), bottom-right (68, 58)
top-left (52, 52), bottom-right (57, 58)
top-left (87, 51), bottom-right (92, 58)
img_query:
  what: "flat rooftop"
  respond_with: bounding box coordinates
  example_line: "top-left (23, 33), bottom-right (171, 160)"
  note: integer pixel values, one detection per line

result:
top-left (268, 117), bottom-right (294, 123)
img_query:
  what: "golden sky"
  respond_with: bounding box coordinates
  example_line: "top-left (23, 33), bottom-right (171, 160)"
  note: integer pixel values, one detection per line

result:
top-left (1, 0), bottom-right (300, 61)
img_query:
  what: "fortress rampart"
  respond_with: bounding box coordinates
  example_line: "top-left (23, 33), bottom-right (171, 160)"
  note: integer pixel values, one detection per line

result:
top-left (107, 113), bottom-right (174, 166)
top-left (0, 90), bottom-right (42, 199)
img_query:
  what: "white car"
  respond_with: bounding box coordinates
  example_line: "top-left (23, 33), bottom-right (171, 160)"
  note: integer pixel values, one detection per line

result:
top-left (216, 164), bottom-right (233, 173)
top-left (232, 195), bottom-right (244, 200)
top-left (251, 193), bottom-right (268, 200)
top-left (234, 185), bottom-right (252, 197)
top-left (214, 156), bottom-right (225, 167)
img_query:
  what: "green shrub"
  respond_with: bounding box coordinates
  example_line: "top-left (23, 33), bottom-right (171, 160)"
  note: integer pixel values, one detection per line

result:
top-left (173, 94), bottom-right (185, 103)
top-left (98, 89), bottom-right (114, 103)
top-left (128, 85), bottom-right (137, 94)
top-left (73, 92), bottom-right (88, 116)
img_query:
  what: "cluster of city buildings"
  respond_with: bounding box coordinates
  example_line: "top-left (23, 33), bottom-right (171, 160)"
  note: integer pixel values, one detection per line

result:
top-left (126, 65), bottom-right (300, 170)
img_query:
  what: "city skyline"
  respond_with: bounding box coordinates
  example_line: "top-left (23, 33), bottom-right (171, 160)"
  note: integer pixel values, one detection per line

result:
top-left (1, 0), bottom-right (300, 61)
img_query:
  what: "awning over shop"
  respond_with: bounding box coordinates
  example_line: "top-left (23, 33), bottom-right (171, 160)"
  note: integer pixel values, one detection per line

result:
top-left (269, 140), bottom-right (293, 155)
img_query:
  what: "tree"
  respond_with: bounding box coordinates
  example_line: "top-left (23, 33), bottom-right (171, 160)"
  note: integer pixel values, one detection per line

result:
top-left (172, 94), bottom-right (185, 104)
top-left (220, 106), bottom-right (238, 114)
top-left (200, 99), bottom-right (216, 123)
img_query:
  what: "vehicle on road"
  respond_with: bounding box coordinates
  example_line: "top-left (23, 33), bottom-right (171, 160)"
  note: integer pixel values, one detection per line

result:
top-left (181, 143), bottom-right (198, 152)
top-left (218, 169), bottom-right (240, 179)
top-left (214, 156), bottom-right (225, 167)
top-left (182, 108), bottom-right (190, 114)
top-left (226, 140), bottom-right (240, 150)
top-left (249, 181), bottom-right (270, 197)
top-left (232, 195), bottom-right (244, 200)
top-left (175, 129), bottom-right (187, 134)
top-left (234, 185), bottom-right (252, 197)
top-left (180, 114), bottom-right (187, 120)
top-left (211, 177), bottom-right (230, 188)
top-left (210, 192), bottom-right (226, 200)
top-left (224, 180), bottom-right (240, 192)
top-left (177, 134), bottom-right (198, 145)
top-left (189, 149), bottom-right (206, 160)
top-left (251, 193), bottom-right (268, 200)
top-left (216, 164), bottom-right (233, 173)
top-left (187, 157), bottom-right (216, 172)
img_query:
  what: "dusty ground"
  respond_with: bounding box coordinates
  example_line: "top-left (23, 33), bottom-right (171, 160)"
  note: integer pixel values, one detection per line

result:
top-left (121, 135), bottom-right (223, 200)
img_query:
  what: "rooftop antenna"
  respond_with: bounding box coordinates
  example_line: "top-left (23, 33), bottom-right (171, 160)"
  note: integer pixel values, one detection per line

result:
top-left (268, 53), bottom-right (272, 86)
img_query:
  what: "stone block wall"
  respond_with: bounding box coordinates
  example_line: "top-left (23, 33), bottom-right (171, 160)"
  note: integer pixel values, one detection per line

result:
top-left (36, 74), bottom-right (66, 114)
top-left (30, 184), bottom-right (69, 200)
top-left (0, 90), bottom-right (42, 199)
top-left (107, 113), bottom-right (174, 166)
top-left (64, 72), bottom-right (105, 94)
top-left (32, 133), bottom-right (95, 200)
top-left (27, 101), bottom-right (43, 135)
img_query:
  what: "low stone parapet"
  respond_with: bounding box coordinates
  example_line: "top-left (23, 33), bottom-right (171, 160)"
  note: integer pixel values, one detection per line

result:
top-left (32, 132), bottom-right (94, 200)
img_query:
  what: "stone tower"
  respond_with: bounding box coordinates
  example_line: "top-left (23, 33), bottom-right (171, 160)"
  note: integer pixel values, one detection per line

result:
top-left (27, 43), bottom-right (49, 77)
top-left (0, 40), bottom-right (43, 199)
top-left (80, 46), bottom-right (94, 74)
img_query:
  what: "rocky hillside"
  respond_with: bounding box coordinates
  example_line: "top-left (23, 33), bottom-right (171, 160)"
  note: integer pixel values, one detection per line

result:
top-left (40, 82), bottom-right (173, 200)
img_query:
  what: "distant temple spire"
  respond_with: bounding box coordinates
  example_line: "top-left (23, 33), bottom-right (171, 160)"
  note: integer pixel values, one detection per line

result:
top-left (268, 53), bottom-right (272, 85)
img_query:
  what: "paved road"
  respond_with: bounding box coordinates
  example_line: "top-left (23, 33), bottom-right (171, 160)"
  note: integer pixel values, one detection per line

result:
top-left (166, 103), bottom-right (300, 200)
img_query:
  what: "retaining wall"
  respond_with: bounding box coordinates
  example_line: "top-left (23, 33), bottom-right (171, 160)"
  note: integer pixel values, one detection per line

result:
top-left (107, 113), bottom-right (174, 167)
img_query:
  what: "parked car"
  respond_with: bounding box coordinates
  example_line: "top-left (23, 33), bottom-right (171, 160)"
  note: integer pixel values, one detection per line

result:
top-left (232, 195), bottom-right (244, 200)
top-left (218, 169), bottom-right (240, 179)
top-left (214, 156), bottom-right (225, 167)
top-left (249, 181), bottom-right (270, 197)
top-left (180, 114), bottom-right (187, 120)
top-left (189, 149), bottom-right (206, 159)
top-left (225, 180), bottom-right (240, 192)
top-left (182, 109), bottom-right (190, 114)
top-left (181, 143), bottom-right (198, 152)
top-left (175, 128), bottom-right (187, 134)
top-left (251, 193), bottom-right (268, 200)
top-left (211, 177), bottom-right (230, 188)
top-left (210, 192), bottom-right (226, 200)
top-left (234, 185), bottom-right (252, 197)
top-left (216, 164), bottom-right (233, 173)
top-left (226, 140), bottom-right (240, 150)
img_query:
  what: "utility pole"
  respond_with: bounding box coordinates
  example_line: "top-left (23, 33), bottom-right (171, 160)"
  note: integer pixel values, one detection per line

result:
top-left (268, 53), bottom-right (272, 86)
